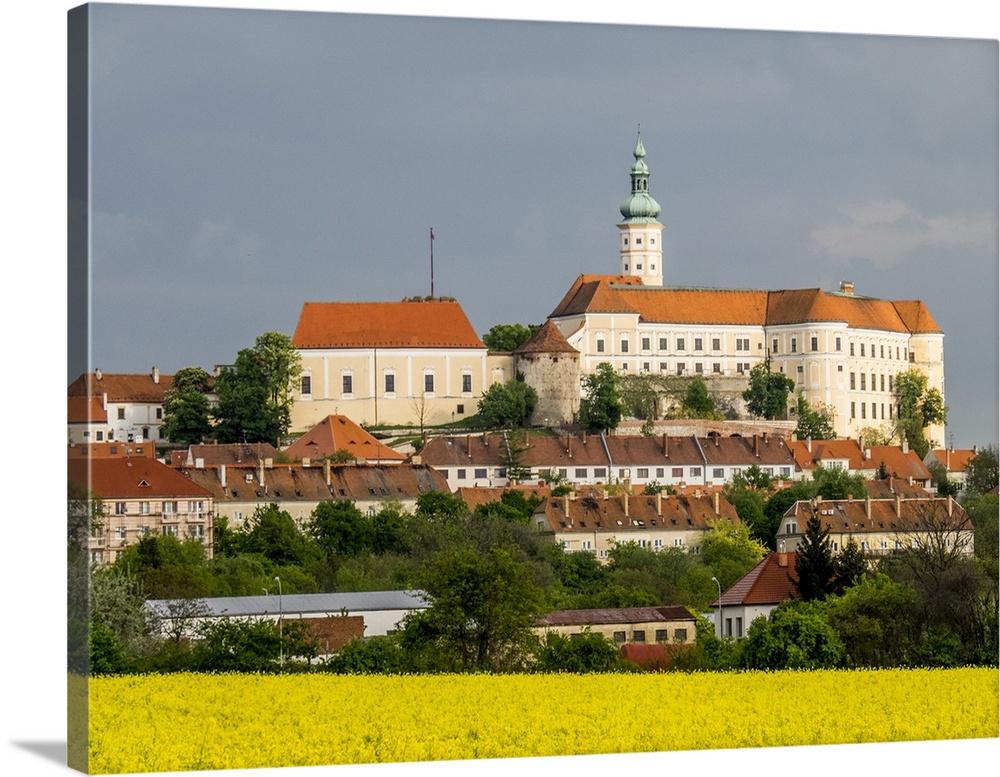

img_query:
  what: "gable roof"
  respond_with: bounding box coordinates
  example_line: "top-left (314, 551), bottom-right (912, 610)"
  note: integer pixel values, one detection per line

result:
top-left (69, 457), bottom-right (213, 499)
top-left (548, 277), bottom-right (941, 334)
top-left (863, 446), bottom-right (932, 481)
top-left (926, 448), bottom-right (978, 474)
top-left (68, 396), bottom-right (108, 424)
top-left (784, 496), bottom-right (971, 535)
top-left (68, 371), bottom-right (173, 403)
top-left (292, 300), bottom-right (485, 349)
top-left (169, 443), bottom-right (280, 468)
top-left (785, 438), bottom-right (866, 472)
top-left (284, 415), bottom-right (405, 463)
top-left (716, 552), bottom-right (798, 607)
top-left (535, 605), bottom-right (694, 627)
top-left (537, 491), bottom-right (738, 534)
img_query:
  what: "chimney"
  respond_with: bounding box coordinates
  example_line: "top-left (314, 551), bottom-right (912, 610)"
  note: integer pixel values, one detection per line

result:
top-left (806, 436), bottom-right (812, 453)
top-left (219, 464), bottom-right (226, 488)
top-left (567, 435), bottom-right (572, 458)
top-left (482, 431), bottom-right (488, 447)
top-left (582, 431), bottom-right (587, 445)
top-left (895, 492), bottom-right (901, 517)
top-left (623, 490), bottom-right (629, 518)
top-left (258, 460), bottom-right (265, 491)
top-left (840, 280), bottom-right (855, 295)
top-left (195, 457), bottom-right (204, 470)
top-left (945, 448), bottom-right (951, 469)
top-left (902, 438), bottom-right (909, 455)
top-left (152, 366), bottom-right (160, 384)
top-left (713, 490), bottom-right (720, 515)
top-left (95, 368), bottom-right (103, 381)
top-left (865, 495), bottom-right (871, 520)
top-left (563, 497), bottom-right (570, 520)
top-left (656, 491), bottom-right (662, 516)
top-left (864, 447), bottom-right (871, 460)
top-left (303, 457), bottom-right (311, 467)
top-left (467, 435), bottom-right (472, 458)
top-left (753, 435), bottom-right (759, 457)
top-left (662, 433), bottom-right (669, 458)
top-left (324, 458), bottom-right (331, 487)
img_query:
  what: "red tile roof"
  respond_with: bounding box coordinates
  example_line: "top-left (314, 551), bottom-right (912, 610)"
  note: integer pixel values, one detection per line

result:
top-left (863, 446), bottom-right (932, 481)
top-left (927, 448), bottom-right (977, 474)
top-left (169, 443), bottom-right (280, 468)
top-left (68, 372), bottom-right (173, 403)
top-left (292, 300), bottom-right (485, 349)
top-left (284, 415), bottom-right (405, 463)
top-left (785, 496), bottom-right (971, 534)
top-left (69, 457), bottom-right (213, 499)
top-left (549, 277), bottom-right (941, 333)
top-left (514, 320), bottom-right (579, 354)
top-left (717, 552), bottom-right (798, 607)
top-left (68, 396), bottom-right (107, 424)
top-left (539, 492), bottom-right (738, 533)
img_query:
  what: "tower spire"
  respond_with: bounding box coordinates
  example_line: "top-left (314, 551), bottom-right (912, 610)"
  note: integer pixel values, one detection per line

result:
top-left (617, 132), bottom-right (664, 285)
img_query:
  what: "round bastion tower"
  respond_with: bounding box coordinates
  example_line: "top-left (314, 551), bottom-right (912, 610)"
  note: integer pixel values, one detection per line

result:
top-left (618, 133), bottom-right (664, 286)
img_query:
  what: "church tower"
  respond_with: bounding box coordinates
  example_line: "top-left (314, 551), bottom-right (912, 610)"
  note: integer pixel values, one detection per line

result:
top-left (617, 133), bottom-right (664, 286)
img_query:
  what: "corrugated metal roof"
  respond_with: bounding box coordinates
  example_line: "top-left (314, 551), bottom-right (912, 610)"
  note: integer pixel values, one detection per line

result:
top-left (145, 589), bottom-right (430, 619)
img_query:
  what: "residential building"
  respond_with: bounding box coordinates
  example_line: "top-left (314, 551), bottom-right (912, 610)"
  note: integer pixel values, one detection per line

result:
top-left (777, 495), bottom-right (973, 557)
top-left (169, 442), bottom-right (280, 468)
top-left (540, 135), bottom-right (944, 441)
top-left (68, 441), bottom-right (157, 459)
top-left (533, 605), bottom-right (696, 646)
top-left (283, 414), bottom-right (405, 464)
top-left (176, 460), bottom-right (449, 529)
top-left (711, 552), bottom-right (799, 639)
top-left (923, 447), bottom-right (979, 492)
top-left (67, 367), bottom-right (173, 443)
top-left (533, 488), bottom-right (739, 561)
top-left (290, 298), bottom-right (513, 431)
top-left (785, 438), bottom-right (932, 488)
top-left (68, 456), bottom-right (215, 566)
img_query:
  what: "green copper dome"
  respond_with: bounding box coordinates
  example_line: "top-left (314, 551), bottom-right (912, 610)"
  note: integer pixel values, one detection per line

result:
top-left (619, 133), bottom-right (661, 223)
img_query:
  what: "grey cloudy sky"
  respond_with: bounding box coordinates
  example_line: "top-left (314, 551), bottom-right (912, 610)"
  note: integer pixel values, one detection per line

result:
top-left (79, 2), bottom-right (998, 449)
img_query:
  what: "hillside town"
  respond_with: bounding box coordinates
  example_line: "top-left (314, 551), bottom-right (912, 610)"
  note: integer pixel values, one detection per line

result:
top-left (70, 137), bottom-right (998, 676)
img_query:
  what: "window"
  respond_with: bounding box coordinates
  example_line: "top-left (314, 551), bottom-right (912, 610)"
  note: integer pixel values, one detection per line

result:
top-left (596, 339), bottom-right (605, 353)
top-left (593, 467), bottom-right (607, 478)
top-left (139, 502), bottom-right (149, 515)
top-left (695, 363), bottom-right (703, 374)
top-left (635, 237), bottom-right (642, 245)
top-left (456, 404), bottom-right (464, 414)
top-left (780, 467), bottom-right (791, 478)
top-left (671, 467), bottom-right (683, 478)
top-left (851, 402), bottom-right (856, 419)
top-left (860, 373), bottom-right (866, 391)
top-left (880, 374), bottom-right (885, 392)
top-left (676, 364), bottom-right (685, 375)
top-left (736, 338), bottom-right (750, 351)
top-left (633, 630), bottom-right (646, 643)
top-left (674, 629), bottom-right (688, 643)
top-left (677, 337), bottom-right (685, 351)
top-left (659, 337), bottom-right (668, 350)
top-left (188, 501), bottom-right (204, 514)
top-left (342, 374), bottom-right (353, 395)
top-left (881, 345), bottom-right (885, 358)
top-left (424, 373), bottom-right (435, 393)
top-left (462, 373), bottom-right (472, 393)
top-left (690, 467), bottom-right (702, 478)
top-left (621, 339), bottom-right (629, 353)
top-left (114, 527), bottom-right (127, 541)
top-left (384, 373), bottom-right (395, 394)
top-left (117, 408), bottom-right (125, 420)
top-left (835, 336), bottom-right (842, 351)
top-left (712, 338), bottom-right (721, 351)
top-left (712, 363), bottom-right (721, 373)
top-left (850, 372), bottom-right (856, 389)
top-left (613, 631), bottom-right (626, 644)
top-left (772, 338), bottom-right (779, 354)
top-left (474, 468), bottom-right (487, 479)
top-left (637, 468), bottom-right (649, 478)
top-left (725, 618), bottom-right (733, 638)
top-left (713, 468), bottom-right (724, 479)
top-left (300, 375), bottom-right (312, 394)
top-left (642, 362), bottom-right (650, 373)
top-left (641, 337), bottom-right (650, 350)
top-left (95, 431), bottom-right (103, 441)
top-left (860, 343), bottom-right (866, 357)
top-left (736, 617), bottom-right (744, 638)
top-left (655, 630), bottom-right (668, 643)
top-left (861, 403), bottom-right (866, 419)
top-left (850, 342), bottom-right (855, 356)
top-left (162, 501), bottom-right (177, 514)
top-left (811, 336), bottom-right (818, 351)
top-left (115, 502), bottom-right (127, 515)
top-left (656, 468), bottom-right (664, 478)
top-left (155, 408), bottom-right (162, 420)
top-left (575, 468), bottom-right (588, 478)
top-left (694, 337), bottom-right (703, 351)
top-left (790, 337), bottom-right (797, 353)
top-left (660, 362), bottom-right (668, 372)
top-left (163, 526), bottom-right (178, 537)
top-left (636, 263), bottom-right (642, 270)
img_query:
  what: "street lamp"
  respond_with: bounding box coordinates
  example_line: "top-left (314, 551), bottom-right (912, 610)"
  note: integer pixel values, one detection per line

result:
top-left (274, 576), bottom-right (283, 669)
top-left (711, 576), bottom-right (722, 640)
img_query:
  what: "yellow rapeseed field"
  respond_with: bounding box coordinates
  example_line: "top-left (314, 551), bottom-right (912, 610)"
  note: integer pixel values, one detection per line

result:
top-left (85, 668), bottom-right (998, 774)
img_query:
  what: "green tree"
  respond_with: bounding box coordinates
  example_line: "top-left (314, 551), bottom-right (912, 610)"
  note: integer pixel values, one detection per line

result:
top-left (825, 573), bottom-right (920, 668)
top-left (678, 376), bottom-right (720, 419)
top-left (793, 509), bottom-right (838, 601)
top-left (962, 492), bottom-right (999, 562)
top-left (477, 379), bottom-right (537, 429)
top-left (741, 600), bottom-right (844, 670)
top-left (811, 464), bottom-right (867, 500)
top-left (578, 362), bottom-right (625, 433)
top-left (482, 323), bottom-right (539, 352)
top-left (402, 545), bottom-right (544, 672)
top-left (534, 630), bottom-right (624, 673)
top-left (700, 520), bottom-right (768, 591)
top-left (793, 393), bottom-right (835, 441)
top-left (161, 366), bottom-right (214, 445)
top-left (964, 445), bottom-right (999, 497)
top-left (618, 373), bottom-right (661, 421)
top-left (833, 537), bottom-right (868, 594)
top-left (214, 331), bottom-right (302, 444)
top-left (239, 503), bottom-right (324, 572)
top-left (309, 500), bottom-right (373, 559)
top-left (742, 355), bottom-right (795, 420)
top-left (192, 617), bottom-right (317, 672)
top-left (894, 370), bottom-right (947, 458)
top-left (321, 635), bottom-right (405, 674)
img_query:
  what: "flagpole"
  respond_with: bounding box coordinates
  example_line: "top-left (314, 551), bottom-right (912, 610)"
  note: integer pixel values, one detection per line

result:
top-left (430, 227), bottom-right (434, 298)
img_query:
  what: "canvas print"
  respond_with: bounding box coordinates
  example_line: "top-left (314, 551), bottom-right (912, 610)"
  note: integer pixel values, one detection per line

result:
top-left (65, 2), bottom-right (998, 775)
